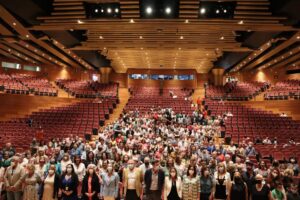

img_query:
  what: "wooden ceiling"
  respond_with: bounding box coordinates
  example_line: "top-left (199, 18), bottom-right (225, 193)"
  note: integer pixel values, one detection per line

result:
top-left (0, 5), bottom-right (93, 70)
top-left (2, 0), bottom-right (300, 73)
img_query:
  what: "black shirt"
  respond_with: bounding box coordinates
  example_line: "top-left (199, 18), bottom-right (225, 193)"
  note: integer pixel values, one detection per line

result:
top-left (251, 184), bottom-right (270, 200)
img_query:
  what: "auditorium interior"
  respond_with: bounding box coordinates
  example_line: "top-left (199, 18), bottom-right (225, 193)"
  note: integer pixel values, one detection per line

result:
top-left (0, 0), bottom-right (300, 199)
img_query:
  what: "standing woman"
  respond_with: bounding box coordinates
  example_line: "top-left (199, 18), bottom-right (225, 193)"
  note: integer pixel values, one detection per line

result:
top-left (101, 163), bottom-right (120, 200)
top-left (40, 164), bottom-right (60, 200)
top-left (228, 171), bottom-right (248, 200)
top-left (16, 164), bottom-right (42, 200)
top-left (81, 164), bottom-right (100, 200)
top-left (199, 167), bottom-right (213, 200)
top-left (73, 155), bottom-right (86, 198)
top-left (212, 163), bottom-right (231, 200)
top-left (182, 165), bottom-right (200, 200)
top-left (250, 174), bottom-right (272, 200)
top-left (163, 167), bottom-right (182, 200)
top-left (59, 164), bottom-right (79, 200)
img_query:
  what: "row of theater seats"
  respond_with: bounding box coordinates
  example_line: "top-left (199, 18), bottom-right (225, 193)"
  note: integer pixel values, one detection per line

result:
top-left (125, 87), bottom-right (194, 114)
top-left (55, 79), bottom-right (118, 98)
top-left (204, 100), bottom-right (300, 161)
top-left (0, 97), bottom-right (118, 150)
top-left (205, 81), bottom-right (269, 101)
top-left (264, 80), bottom-right (300, 100)
top-left (0, 73), bottom-right (57, 96)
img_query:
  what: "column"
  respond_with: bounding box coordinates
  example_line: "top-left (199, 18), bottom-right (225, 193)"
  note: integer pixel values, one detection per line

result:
top-left (100, 67), bottom-right (112, 84)
top-left (212, 68), bottom-right (225, 86)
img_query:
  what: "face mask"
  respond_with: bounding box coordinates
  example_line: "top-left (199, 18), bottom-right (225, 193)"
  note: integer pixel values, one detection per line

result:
top-left (66, 168), bottom-right (72, 174)
top-left (107, 167), bottom-right (113, 172)
top-left (234, 176), bottom-right (242, 183)
top-left (48, 170), bottom-right (55, 175)
top-left (219, 167), bottom-right (224, 173)
top-left (272, 173), bottom-right (278, 177)
top-left (128, 164), bottom-right (134, 170)
top-left (256, 180), bottom-right (262, 184)
top-left (145, 162), bottom-right (149, 166)
top-left (88, 169), bottom-right (94, 174)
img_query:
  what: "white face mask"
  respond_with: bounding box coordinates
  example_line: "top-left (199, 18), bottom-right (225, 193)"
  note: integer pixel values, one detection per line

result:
top-left (107, 167), bottom-right (113, 172)
top-left (48, 170), bottom-right (55, 175)
top-left (88, 169), bottom-right (94, 174)
top-left (128, 164), bottom-right (134, 170)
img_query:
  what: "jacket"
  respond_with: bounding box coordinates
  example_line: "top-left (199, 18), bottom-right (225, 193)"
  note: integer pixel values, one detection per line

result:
top-left (101, 172), bottom-right (120, 198)
top-left (144, 169), bottom-right (165, 194)
top-left (82, 174), bottom-right (100, 200)
top-left (163, 177), bottom-right (183, 200)
top-left (39, 173), bottom-right (60, 200)
top-left (122, 168), bottom-right (143, 197)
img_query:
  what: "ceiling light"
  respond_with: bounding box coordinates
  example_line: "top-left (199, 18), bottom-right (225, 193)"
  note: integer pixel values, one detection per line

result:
top-left (42, 53), bottom-right (45, 56)
top-left (25, 57), bottom-right (28, 60)
top-left (216, 9), bottom-right (220, 14)
top-left (184, 19), bottom-right (189, 23)
top-left (26, 35), bottom-right (29, 38)
top-left (17, 53), bottom-right (20, 56)
top-left (178, 47), bottom-right (181, 50)
top-left (238, 20), bottom-right (244, 25)
top-left (297, 36), bottom-right (300, 40)
top-left (290, 51), bottom-right (293, 55)
top-left (140, 47), bottom-right (143, 50)
top-left (165, 7), bottom-right (171, 14)
top-left (139, 36), bottom-right (143, 39)
top-left (8, 49), bottom-right (11, 52)
top-left (107, 8), bottom-right (112, 13)
top-left (220, 36), bottom-right (224, 40)
top-left (180, 36), bottom-right (184, 39)
top-left (99, 36), bottom-right (103, 39)
top-left (77, 20), bottom-right (83, 24)
top-left (200, 8), bottom-right (206, 14)
top-left (12, 22), bottom-right (16, 26)
top-left (25, 44), bottom-right (29, 48)
top-left (95, 9), bottom-right (98, 13)
top-left (254, 53), bottom-right (257, 56)
top-left (129, 19), bottom-right (135, 23)
top-left (101, 9), bottom-right (104, 13)
top-left (223, 9), bottom-right (227, 13)
top-left (34, 49), bottom-right (37, 52)
top-left (146, 7), bottom-right (152, 14)
top-left (115, 8), bottom-right (119, 13)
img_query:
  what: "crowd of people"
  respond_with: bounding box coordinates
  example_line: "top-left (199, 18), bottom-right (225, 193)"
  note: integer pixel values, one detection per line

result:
top-left (0, 106), bottom-right (299, 200)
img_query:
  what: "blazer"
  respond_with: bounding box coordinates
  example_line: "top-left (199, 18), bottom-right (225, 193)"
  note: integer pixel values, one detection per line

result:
top-left (81, 174), bottom-right (100, 200)
top-left (144, 169), bottom-right (165, 194)
top-left (101, 172), bottom-right (120, 198)
top-left (39, 174), bottom-right (60, 200)
top-left (4, 164), bottom-right (24, 192)
top-left (122, 168), bottom-right (143, 197)
top-left (60, 174), bottom-right (79, 197)
top-left (163, 177), bottom-right (182, 200)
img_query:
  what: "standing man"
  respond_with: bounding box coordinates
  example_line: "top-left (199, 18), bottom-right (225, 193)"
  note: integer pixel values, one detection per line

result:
top-left (122, 159), bottom-right (143, 200)
top-left (144, 160), bottom-right (165, 200)
top-left (4, 156), bottom-right (24, 200)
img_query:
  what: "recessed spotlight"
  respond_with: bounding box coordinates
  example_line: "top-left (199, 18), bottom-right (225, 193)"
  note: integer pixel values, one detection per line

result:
top-left (26, 35), bottom-right (29, 38)
top-left (165, 7), bottom-right (171, 14)
top-left (34, 49), bottom-right (37, 52)
top-left (200, 8), bottom-right (206, 14)
top-left (115, 8), bottom-right (119, 13)
top-left (216, 9), bottom-right (220, 14)
top-left (146, 7), bottom-right (152, 14)
top-left (140, 47), bottom-right (143, 50)
top-left (129, 19), bottom-right (135, 23)
top-left (8, 49), bottom-right (11, 52)
top-left (25, 57), bottom-right (28, 60)
top-left (290, 51), bottom-right (293, 55)
top-left (220, 36), bottom-right (224, 40)
top-left (77, 20), bottom-right (83, 24)
top-left (184, 19), bottom-right (189, 23)
top-left (99, 36), bottom-right (103, 39)
top-left (297, 36), bottom-right (300, 40)
top-left (180, 36), bottom-right (184, 39)
top-left (12, 22), bottom-right (16, 26)
top-left (223, 9), bottom-right (227, 13)
top-left (254, 53), bottom-right (257, 56)
top-left (107, 8), bottom-right (112, 13)
top-left (42, 53), bottom-right (45, 56)
top-left (95, 9), bottom-right (98, 13)
top-left (178, 47), bottom-right (181, 50)
top-left (101, 9), bottom-right (104, 13)
top-left (139, 36), bottom-right (143, 39)
top-left (25, 44), bottom-right (29, 48)
top-left (238, 20), bottom-right (244, 25)
top-left (17, 53), bottom-right (20, 56)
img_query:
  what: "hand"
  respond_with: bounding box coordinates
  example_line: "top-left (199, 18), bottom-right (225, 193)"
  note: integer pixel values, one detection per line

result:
top-left (11, 186), bottom-right (16, 191)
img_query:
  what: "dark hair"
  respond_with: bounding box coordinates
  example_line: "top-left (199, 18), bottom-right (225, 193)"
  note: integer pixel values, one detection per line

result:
top-left (168, 167), bottom-right (178, 179)
top-left (74, 155), bottom-right (81, 163)
top-left (201, 166), bottom-right (209, 177)
top-left (65, 164), bottom-right (75, 176)
top-left (187, 165), bottom-right (197, 178)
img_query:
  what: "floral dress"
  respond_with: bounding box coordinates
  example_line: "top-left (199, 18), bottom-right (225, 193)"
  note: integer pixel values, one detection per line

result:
top-left (182, 176), bottom-right (200, 200)
top-left (22, 173), bottom-right (41, 200)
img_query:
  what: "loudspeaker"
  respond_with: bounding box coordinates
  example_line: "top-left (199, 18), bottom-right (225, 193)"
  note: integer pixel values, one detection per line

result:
top-left (105, 114), bottom-right (109, 119)
top-left (92, 128), bottom-right (98, 135)
top-left (85, 134), bottom-right (91, 141)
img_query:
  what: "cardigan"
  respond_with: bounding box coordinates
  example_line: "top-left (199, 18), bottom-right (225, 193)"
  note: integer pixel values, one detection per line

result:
top-left (39, 174), bottom-right (60, 200)
top-left (122, 168), bottom-right (143, 197)
top-left (81, 174), bottom-right (100, 200)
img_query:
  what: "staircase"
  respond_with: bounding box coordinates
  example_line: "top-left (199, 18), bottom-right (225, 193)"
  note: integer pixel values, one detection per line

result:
top-left (104, 88), bottom-right (130, 125)
top-left (50, 81), bottom-right (73, 98)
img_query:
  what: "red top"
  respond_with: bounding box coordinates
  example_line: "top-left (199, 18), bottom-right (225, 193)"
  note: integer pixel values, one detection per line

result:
top-left (88, 176), bottom-right (92, 200)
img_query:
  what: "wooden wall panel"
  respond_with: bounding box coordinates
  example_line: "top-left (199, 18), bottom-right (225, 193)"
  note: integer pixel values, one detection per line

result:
top-left (110, 72), bottom-right (128, 88)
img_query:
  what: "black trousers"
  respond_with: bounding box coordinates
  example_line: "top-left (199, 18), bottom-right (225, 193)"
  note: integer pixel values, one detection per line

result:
top-left (125, 189), bottom-right (140, 200)
top-left (200, 193), bottom-right (211, 200)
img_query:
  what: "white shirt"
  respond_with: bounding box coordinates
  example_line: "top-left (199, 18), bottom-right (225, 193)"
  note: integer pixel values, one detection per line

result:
top-left (73, 163), bottom-right (86, 182)
top-left (127, 170), bottom-right (136, 190)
